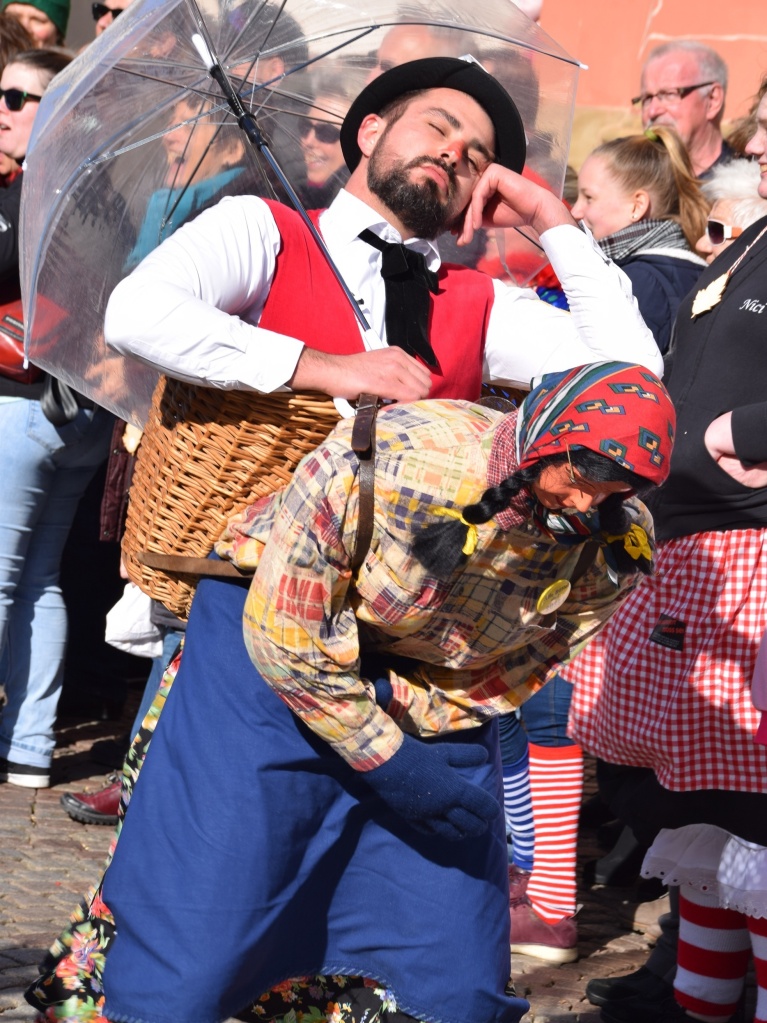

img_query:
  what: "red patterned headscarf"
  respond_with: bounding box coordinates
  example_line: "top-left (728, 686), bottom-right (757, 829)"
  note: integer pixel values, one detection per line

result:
top-left (514, 362), bottom-right (675, 487)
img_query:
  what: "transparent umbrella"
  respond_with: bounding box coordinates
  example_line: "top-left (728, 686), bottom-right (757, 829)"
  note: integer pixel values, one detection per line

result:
top-left (20, 0), bottom-right (582, 425)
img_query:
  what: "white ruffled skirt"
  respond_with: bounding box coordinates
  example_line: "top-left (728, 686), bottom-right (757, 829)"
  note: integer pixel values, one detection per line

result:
top-left (642, 824), bottom-right (767, 919)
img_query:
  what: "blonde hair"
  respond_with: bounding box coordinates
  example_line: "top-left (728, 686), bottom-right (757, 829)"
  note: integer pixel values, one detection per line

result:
top-left (592, 126), bottom-right (709, 249)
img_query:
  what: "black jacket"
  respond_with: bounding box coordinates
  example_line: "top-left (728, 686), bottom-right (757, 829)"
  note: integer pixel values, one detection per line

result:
top-left (0, 171), bottom-right (21, 288)
top-left (619, 251), bottom-right (703, 355)
top-left (649, 214), bottom-right (767, 540)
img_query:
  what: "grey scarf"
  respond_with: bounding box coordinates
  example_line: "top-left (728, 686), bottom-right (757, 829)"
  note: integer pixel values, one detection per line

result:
top-left (598, 219), bottom-right (690, 263)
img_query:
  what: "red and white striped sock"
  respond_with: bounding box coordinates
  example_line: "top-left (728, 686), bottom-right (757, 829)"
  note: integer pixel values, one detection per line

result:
top-left (525, 742), bottom-right (583, 924)
top-left (747, 912), bottom-right (767, 1023)
top-left (675, 886), bottom-right (750, 1020)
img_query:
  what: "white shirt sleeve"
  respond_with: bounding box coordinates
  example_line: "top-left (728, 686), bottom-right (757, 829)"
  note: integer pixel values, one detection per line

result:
top-left (105, 195), bottom-right (305, 392)
top-left (483, 223), bottom-right (664, 388)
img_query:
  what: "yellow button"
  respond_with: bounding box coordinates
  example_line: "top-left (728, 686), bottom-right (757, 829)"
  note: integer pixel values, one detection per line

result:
top-left (536, 579), bottom-right (571, 615)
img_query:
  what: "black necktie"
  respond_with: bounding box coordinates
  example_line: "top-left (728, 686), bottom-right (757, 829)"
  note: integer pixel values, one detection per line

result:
top-left (359, 228), bottom-right (440, 370)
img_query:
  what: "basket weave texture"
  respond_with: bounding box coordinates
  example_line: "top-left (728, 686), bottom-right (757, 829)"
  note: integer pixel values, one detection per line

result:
top-left (122, 376), bottom-right (340, 619)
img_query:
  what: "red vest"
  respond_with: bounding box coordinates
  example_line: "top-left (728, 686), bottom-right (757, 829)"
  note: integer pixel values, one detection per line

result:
top-left (257, 200), bottom-right (494, 401)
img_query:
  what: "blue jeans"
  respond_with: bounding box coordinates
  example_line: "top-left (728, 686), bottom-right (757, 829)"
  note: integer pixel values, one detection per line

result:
top-left (0, 398), bottom-right (113, 767)
top-left (128, 627), bottom-right (185, 740)
top-left (498, 671), bottom-right (575, 765)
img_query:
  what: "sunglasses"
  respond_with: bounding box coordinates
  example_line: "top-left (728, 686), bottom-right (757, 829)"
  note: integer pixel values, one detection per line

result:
top-left (298, 118), bottom-right (341, 145)
top-left (706, 219), bottom-right (743, 246)
top-left (91, 2), bottom-right (124, 19)
top-left (0, 87), bottom-right (42, 111)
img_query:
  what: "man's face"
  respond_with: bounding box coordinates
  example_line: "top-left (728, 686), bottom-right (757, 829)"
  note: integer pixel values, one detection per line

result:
top-left (639, 51), bottom-right (718, 147)
top-left (365, 88), bottom-right (494, 239)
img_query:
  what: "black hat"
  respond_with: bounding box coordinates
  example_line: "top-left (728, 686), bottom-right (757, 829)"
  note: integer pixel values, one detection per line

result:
top-left (340, 56), bottom-right (526, 173)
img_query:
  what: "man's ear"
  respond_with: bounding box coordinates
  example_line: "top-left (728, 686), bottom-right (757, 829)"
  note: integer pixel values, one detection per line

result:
top-left (357, 113), bottom-right (384, 158)
top-left (705, 82), bottom-right (725, 122)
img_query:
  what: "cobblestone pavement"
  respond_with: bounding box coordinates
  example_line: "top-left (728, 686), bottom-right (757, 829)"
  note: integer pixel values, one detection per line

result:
top-left (2, 699), bottom-right (663, 1023)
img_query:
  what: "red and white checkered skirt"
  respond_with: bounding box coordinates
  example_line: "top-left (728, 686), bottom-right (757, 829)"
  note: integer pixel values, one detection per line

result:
top-left (564, 528), bottom-right (767, 792)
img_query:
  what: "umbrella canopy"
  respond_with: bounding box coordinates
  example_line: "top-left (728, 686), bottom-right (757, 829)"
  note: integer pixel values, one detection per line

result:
top-left (21, 0), bottom-right (582, 425)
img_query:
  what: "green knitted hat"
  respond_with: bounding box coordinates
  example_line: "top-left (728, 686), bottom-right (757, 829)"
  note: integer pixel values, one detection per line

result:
top-left (2, 0), bottom-right (70, 38)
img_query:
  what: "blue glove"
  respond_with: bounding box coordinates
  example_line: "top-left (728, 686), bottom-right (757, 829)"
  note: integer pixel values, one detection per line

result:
top-left (362, 732), bottom-right (501, 841)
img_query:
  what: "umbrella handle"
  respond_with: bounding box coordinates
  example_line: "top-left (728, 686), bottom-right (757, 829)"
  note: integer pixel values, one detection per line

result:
top-left (191, 33), bottom-right (371, 336)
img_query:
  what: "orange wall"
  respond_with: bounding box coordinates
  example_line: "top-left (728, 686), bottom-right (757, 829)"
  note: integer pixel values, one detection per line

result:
top-left (538, 0), bottom-right (767, 165)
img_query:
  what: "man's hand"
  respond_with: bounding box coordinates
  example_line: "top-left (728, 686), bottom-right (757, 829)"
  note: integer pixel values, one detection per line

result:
top-left (705, 411), bottom-right (767, 488)
top-left (289, 346), bottom-right (432, 403)
top-left (455, 164), bottom-right (576, 247)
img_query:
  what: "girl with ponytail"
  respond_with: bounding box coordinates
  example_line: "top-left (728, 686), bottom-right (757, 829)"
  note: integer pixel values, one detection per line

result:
top-left (571, 126), bottom-right (709, 353)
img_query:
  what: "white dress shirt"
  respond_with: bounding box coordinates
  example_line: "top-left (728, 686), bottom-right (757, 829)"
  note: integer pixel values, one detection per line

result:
top-left (105, 189), bottom-right (663, 392)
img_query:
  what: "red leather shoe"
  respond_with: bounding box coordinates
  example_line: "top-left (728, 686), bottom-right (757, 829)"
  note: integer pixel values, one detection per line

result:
top-left (510, 896), bottom-right (578, 964)
top-left (60, 774), bottom-right (121, 825)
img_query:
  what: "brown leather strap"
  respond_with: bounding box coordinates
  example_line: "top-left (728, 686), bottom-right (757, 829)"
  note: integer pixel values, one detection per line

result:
top-left (138, 551), bottom-right (250, 578)
top-left (351, 393), bottom-right (379, 571)
top-left (570, 540), bottom-right (600, 586)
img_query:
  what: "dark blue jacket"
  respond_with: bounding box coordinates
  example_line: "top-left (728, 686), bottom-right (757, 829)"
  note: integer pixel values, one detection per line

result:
top-left (619, 251), bottom-right (704, 354)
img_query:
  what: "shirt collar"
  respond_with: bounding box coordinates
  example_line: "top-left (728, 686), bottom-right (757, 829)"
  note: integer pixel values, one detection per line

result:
top-left (320, 188), bottom-right (442, 271)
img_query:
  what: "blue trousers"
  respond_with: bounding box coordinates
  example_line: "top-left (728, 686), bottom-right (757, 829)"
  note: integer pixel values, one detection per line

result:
top-left (0, 398), bottom-right (113, 766)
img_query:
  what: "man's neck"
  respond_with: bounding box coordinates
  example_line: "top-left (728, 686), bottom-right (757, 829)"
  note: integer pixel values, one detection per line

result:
top-left (689, 126), bottom-right (724, 178)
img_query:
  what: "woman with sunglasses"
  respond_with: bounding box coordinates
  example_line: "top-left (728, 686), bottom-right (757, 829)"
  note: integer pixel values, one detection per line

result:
top-left (696, 158), bottom-right (767, 264)
top-left (92, 1), bottom-right (125, 37)
top-left (297, 74), bottom-right (356, 210)
top-left (571, 126), bottom-right (708, 354)
top-left (0, 49), bottom-right (114, 789)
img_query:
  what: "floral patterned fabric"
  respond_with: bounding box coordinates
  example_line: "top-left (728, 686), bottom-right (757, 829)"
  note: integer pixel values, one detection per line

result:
top-left (26, 650), bottom-right (180, 1022)
top-left (25, 650), bottom-right (417, 1023)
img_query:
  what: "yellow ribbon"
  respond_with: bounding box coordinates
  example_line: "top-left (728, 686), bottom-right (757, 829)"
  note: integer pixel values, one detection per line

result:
top-left (603, 523), bottom-right (652, 561)
top-left (460, 517), bottom-right (479, 556)
top-left (440, 507), bottom-right (480, 556)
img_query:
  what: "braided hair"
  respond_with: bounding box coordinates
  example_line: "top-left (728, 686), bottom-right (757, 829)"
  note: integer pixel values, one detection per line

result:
top-left (411, 448), bottom-right (652, 581)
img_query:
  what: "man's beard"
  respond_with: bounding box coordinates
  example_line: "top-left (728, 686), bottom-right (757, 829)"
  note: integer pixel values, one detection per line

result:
top-left (368, 145), bottom-right (458, 240)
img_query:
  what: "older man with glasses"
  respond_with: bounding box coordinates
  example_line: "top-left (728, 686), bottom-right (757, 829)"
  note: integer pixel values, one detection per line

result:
top-left (634, 39), bottom-right (731, 179)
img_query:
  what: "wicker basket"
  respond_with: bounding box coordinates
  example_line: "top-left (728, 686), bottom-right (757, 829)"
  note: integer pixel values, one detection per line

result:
top-left (122, 376), bottom-right (340, 619)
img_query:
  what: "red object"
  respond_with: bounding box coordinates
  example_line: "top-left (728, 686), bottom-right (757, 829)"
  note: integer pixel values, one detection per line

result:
top-left (259, 200), bottom-right (495, 400)
top-left (60, 779), bottom-right (121, 825)
top-left (525, 742), bottom-right (583, 923)
top-left (0, 294), bottom-right (42, 384)
top-left (509, 897), bottom-right (578, 963)
top-left (508, 863), bottom-right (532, 904)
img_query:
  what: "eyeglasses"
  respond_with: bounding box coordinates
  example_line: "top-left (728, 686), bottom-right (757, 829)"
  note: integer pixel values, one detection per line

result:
top-left (631, 82), bottom-right (716, 108)
top-left (298, 118), bottom-right (341, 144)
top-left (0, 87), bottom-right (42, 112)
top-left (706, 219), bottom-right (743, 245)
top-left (91, 2), bottom-right (124, 20)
